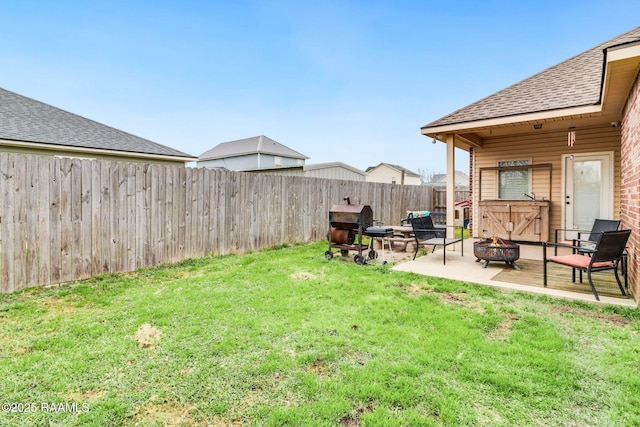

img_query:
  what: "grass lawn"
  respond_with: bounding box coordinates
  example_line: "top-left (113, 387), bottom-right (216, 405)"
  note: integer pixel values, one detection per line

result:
top-left (0, 241), bottom-right (639, 426)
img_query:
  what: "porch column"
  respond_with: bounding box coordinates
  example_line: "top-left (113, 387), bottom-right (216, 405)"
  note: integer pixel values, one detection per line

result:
top-left (446, 134), bottom-right (455, 238)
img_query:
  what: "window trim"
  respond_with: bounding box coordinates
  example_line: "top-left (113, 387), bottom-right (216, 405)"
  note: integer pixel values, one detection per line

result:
top-left (496, 158), bottom-right (532, 200)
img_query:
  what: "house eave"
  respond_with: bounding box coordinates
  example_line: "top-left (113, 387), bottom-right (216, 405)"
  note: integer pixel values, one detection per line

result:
top-left (421, 104), bottom-right (602, 139)
top-left (0, 139), bottom-right (197, 163)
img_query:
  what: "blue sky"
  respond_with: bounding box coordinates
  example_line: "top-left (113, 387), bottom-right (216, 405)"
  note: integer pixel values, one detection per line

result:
top-left (2, 1), bottom-right (640, 176)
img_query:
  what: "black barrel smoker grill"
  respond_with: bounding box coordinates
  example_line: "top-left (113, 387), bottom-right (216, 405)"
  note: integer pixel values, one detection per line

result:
top-left (325, 198), bottom-right (392, 265)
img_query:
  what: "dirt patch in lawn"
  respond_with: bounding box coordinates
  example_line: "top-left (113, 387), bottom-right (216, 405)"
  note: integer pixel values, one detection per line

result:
top-left (133, 401), bottom-right (198, 426)
top-left (552, 305), bottom-right (632, 326)
top-left (308, 359), bottom-right (331, 377)
top-left (398, 284), bottom-right (431, 297)
top-left (338, 401), bottom-right (376, 427)
top-left (290, 271), bottom-right (319, 280)
top-left (486, 313), bottom-right (519, 341)
top-left (133, 324), bottom-right (163, 348)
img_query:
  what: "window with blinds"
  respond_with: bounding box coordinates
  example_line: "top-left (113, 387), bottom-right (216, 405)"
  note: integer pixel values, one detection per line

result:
top-left (498, 160), bottom-right (531, 199)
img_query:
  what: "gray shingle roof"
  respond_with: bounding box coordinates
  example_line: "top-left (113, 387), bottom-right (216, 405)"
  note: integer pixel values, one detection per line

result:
top-left (0, 87), bottom-right (195, 159)
top-left (423, 26), bottom-right (640, 128)
top-left (199, 135), bottom-right (308, 160)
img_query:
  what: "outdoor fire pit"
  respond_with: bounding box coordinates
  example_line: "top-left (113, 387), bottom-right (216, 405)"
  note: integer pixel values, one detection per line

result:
top-left (474, 236), bottom-right (520, 270)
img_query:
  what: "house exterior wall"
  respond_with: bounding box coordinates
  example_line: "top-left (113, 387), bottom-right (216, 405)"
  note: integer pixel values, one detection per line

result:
top-left (366, 165), bottom-right (421, 185)
top-left (471, 126), bottom-right (622, 240)
top-left (248, 167), bottom-right (305, 177)
top-left (304, 166), bottom-right (365, 181)
top-left (198, 153), bottom-right (304, 171)
top-left (251, 165), bottom-right (366, 181)
top-left (621, 73), bottom-right (640, 298)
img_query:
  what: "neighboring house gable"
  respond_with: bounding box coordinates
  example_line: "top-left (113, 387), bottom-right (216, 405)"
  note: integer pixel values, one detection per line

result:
top-left (197, 135), bottom-right (308, 171)
top-left (0, 87), bottom-right (195, 164)
top-left (430, 171), bottom-right (469, 187)
top-left (365, 163), bottom-right (421, 185)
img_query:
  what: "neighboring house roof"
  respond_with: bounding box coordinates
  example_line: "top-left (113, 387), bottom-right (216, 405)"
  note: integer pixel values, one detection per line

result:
top-left (365, 162), bottom-right (420, 177)
top-left (199, 135), bottom-right (308, 161)
top-left (423, 26), bottom-right (640, 130)
top-left (0, 87), bottom-right (195, 161)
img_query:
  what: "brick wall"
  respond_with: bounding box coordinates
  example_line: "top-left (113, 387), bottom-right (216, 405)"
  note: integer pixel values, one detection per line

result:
top-left (468, 147), bottom-right (474, 232)
top-left (621, 72), bottom-right (640, 300)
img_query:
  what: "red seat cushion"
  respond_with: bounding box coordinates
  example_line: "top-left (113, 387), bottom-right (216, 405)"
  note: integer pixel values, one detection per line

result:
top-left (548, 254), bottom-right (613, 269)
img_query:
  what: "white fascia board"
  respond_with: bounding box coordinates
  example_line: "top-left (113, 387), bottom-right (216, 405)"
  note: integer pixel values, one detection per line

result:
top-left (0, 139), bottom-right (196, 163)
top-left (420, 104), bottom-right (602, 136)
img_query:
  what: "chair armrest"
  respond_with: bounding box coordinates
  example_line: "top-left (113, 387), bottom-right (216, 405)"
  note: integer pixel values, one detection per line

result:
top-left (572, 238), bottom-right (597, 245)
top-left (542, 240), bottom-right (596, 253)
top-left (554, 228), bottom-right (591, 242)
top-left (542, 241), bottom-right (581, 250)
top-left (554, 228), bottom-right (591, 233)
top-left (412, 225), bottom-right (460, 238)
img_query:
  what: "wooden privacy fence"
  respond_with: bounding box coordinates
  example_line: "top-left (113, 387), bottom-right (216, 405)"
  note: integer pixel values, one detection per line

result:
top-left (0, 153), bottom-right (434, 293)
top-left (432, 188), bottom-right (470, 213)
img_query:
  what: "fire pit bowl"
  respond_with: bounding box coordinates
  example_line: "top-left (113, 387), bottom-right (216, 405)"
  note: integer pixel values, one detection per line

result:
top-left (474, 237), bottom-right (520, 270)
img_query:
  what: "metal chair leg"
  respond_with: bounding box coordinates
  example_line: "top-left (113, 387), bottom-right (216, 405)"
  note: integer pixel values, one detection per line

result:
top-left (542, 244), bottom-right (548, 287)
top-left (614, 264), bottom-right (626, 296)
top-left (586, 269), bottom-right (600, 301)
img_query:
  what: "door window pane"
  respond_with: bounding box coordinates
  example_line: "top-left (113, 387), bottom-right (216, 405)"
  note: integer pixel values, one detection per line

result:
top-left (573, 160), bottom-right (601, 229)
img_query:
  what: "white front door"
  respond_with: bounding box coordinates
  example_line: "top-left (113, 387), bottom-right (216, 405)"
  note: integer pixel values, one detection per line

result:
top-left (562, 152), bottom-right (613, 240)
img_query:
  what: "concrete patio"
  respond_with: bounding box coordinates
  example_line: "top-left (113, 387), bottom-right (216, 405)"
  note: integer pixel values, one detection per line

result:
top-left (390, 238), bottom-right (637, 307)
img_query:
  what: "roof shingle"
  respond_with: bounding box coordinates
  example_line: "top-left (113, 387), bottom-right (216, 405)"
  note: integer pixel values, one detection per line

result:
top-left (0, 87), bottom-right (194, 159)
top-left (423, 26), bottom-right (640, 128)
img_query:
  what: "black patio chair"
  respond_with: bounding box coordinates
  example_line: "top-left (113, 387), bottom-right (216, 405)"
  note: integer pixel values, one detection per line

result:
top-left (409, 215), bottom-right (463, 264)
top-left (542, 229), bottom-right (631, 301)
top-left (553, 218), bottom-right (620, 255)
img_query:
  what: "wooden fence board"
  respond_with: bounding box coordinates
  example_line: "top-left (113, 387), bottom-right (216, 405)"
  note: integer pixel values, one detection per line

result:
top-left (116, 162), bottom-right (128, 272)
top-left (167, 165), bottom-right (174, 261)
top-left (12, 155), bottom-right (27, 289)
top-left (35, 156), bottom-right (51, 286)
top-left (90, 160), bottom-right (102, 275)
top-left (143, 163), bottom-right (153, 267)
top-left (49, 157), bottom-right (61, 283)
top-left (155, 164), bottom-right (166, 264)
top-left (126, 163), bottom-right (136, 271)
top-left (176, 166), bottom-right (186, 257)
top-left (59, 157), bottom-right (73, 283)
top-left (80, 159), bottom-right (93, 278)
top-left (1, 154), bottom-right (15, 292)
top-left (100, 160), bottom-right (112, 273)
